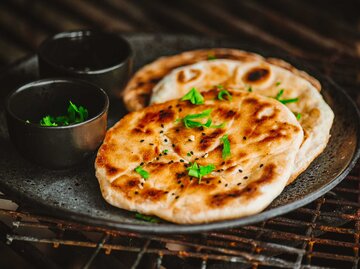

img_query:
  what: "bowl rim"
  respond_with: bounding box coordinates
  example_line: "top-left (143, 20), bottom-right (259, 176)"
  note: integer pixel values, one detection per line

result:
top-left (37, 29), bottom-right (133, 75)
top-left (5, 78), bottom-right (109, 129)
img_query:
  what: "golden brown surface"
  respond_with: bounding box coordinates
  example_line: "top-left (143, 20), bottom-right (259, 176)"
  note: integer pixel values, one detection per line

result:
top-left (96, 90), bottom-right (303, 224)
top-left (122, 48), bottom-right (321, 112)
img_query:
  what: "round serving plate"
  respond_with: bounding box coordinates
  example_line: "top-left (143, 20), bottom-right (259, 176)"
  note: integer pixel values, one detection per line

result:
top-left (0, 34), bottom-right (359, 233)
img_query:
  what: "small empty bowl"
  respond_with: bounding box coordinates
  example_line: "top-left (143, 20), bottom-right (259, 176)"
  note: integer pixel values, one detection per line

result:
top-left (5, 78), bottom-right (109, 169)
top-left (38, 30), bottom-right (133, 96)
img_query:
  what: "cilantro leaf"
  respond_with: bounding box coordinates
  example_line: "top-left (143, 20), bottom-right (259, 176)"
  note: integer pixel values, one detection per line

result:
top-left (294, 112), bottom-right (302, 120)
top-left (40, 101), bottom-right (89, 127)
top-left (181, 88), bottom-right (204, 105)
top-left (217, 89), bottom-right (232, 101)
top-left (40, 115), bottom-right (58, 126)
top-left (135, 166), bottom-right (149, 179)
top-left (179, 110), bottom-right (225, 129)
top-left (248, 86), bottom-right (253, 92)
top-left (135, 213), bottom-right (160, 223)
top-left (275, 90), bottom-right (299, 104)
top-left (207, 54), bottom-right (216, 60)
top-left (220, 134), bottom-right (231, 159)
top-left (186, 162), bottom-right (215, 183)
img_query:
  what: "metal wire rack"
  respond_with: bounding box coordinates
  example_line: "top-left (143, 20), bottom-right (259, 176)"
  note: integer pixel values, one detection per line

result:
top-left (0, 164), bottom-right (358, 269)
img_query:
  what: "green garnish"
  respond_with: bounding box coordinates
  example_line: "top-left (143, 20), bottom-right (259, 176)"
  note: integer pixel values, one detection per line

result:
top-left (163, 149), bottom-right (169, 154)
top-left (294, 112), bottom-right (302, 120)
top-left (135, 166), bottom-right (149, 179)
top-left (181, 87), bottom-right (204, 105)
top-left (178, 109), bottom-right (226, 129)
top-left (217, 89), bottom-right (232, 101)
top-left (207, 54), bottom-right (216, 60)
top-left (40, 101), bottom-right (88, 127)
top-left (186, 162), bottom-right (215, 183)
top-left (275, 82), bottom-right (281, 86)
top-left (248, 86), bottom-right (253, 92)
top-left (275, 90), bottom-right (299, 104)
top-left (187, 152), bottom-right (192, 157)
top-left (220, 134), bottom-right (231, 159)
top-left (135, 213), bottom-right (160, 223)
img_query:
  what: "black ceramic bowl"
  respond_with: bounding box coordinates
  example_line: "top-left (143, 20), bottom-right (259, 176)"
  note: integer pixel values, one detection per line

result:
top-left (38, 30), bottom-right (133, 96)
top-left (5, 79), bottom-right (109, 169)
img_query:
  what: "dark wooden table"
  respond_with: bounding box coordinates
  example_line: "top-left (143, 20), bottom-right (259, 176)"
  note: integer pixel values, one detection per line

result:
top-left (0, 1), bottom-right (359, 268)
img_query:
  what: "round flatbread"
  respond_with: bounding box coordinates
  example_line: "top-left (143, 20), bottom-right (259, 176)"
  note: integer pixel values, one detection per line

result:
top-left (148, 59), bottom-right (334, 183)
top-left (96, 90), bottom-right (303, 224)
top-left (122, 48), bottom-right (321, 112)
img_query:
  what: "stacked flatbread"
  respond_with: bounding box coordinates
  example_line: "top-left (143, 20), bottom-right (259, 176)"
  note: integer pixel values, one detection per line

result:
top-left (95, 49), bottom-right (334, 224)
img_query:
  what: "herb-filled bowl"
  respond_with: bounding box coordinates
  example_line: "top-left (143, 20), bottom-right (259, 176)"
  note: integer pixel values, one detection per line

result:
top-left (5, 78), bottom-right (109, 169)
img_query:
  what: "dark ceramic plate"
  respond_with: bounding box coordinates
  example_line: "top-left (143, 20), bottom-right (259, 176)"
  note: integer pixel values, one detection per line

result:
top-left (0, 34), bottom-right (359, 234)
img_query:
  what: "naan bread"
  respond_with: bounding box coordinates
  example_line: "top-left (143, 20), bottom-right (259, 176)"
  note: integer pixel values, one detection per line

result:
top-left (149, 59), bottom-right (334, 183)
top-left (96, 90), bottom-right (303, 224)
top-left (122, 48), bottom-right (321, 112)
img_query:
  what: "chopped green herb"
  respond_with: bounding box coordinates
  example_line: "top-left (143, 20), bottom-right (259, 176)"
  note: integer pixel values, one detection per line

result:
top-left (181, 87), bottom-right (204, 105)
top-left (179, 109), bottom-right (225, 129)
top-left (275, 82), bottom-right (281, 86)
top-left (186, 162), bottom-right (215, 183)
top-left (40, 101), bottom-right (88, 127)
top-left (187, 152), bottom-right (192, 157)
top-left (135, 166), bottom-right (149, 179)
top-left (220, 134), bottom-right (231, 159)
top-left (207, 54), bottom-right (216, 60)
top-left (275, 90), bottom-right (299, 104)
top-left (163, 149), bottom-right (169, 154)
top-left (40, 115), bottom-right (58, 126)
top-left (248, 86), bottom-right (253, 92)
top-left (135, 213), bottom-right (160, 223)
top-left (294, 112), bottom-right (302, 120)
top-left (217, 89), bottom-right (232, 101)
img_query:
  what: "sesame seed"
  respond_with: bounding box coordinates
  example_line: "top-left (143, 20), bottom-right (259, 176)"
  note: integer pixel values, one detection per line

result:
top-left (179, 108), bottom-right (182, 112)
top-left (161, 124), bottom-right (164, 128)
top-left (175, 196), bottom-right (179, 199)
top-left (172, 193), bottom-right (175, 195)
top-left (141, 183), bottom-right (144, 186)
top-left (206, 180), bottom-right (210, 184)
top-left (190, 151), bottom-right (194, 155)
top-left (238, 169), bottom-right (243, 173)
top-left (160, 130), bottom-right (164, 133)
top-left (260, 164), bottom-right (264, 168)
top-left (140, 162), bottom-right (144, 166)
top-left (149, 143), bottom-right (154, 146)
top-left (225, 184), bottom-right (228, 187)
top-left (243, 136), bottom-right (247, 140)
top-left (180, 185), bottom-right (184, 188)
top-left (243, 176), bottom-right (248, 179)
top-left (172, 144), bottom-right (176, 147)
top-left (156, 157), bottom-right (159, 160)
top-left (134, 191), bottom-right (138, 194)
top-left (164, 139), bottom-right (168, 142)
top-left (180, 159), bottom-right (185, 163)
top-left (195, 158), bottom-right (199, 161)
top-left (202, 132), bottom-right (206, 136)
top-left (218, 180), bottom-right (221, 183)
top-left (221, 161), bottom-right (225, 165)
top-left (168, 105), bottom-right (172, 109)
top-left (140, 139), bottom-right (144, 142)
top-left (237, 183), bottom-right (241, 185)
top-left (165, 191), bottom-right (169, 194)
top-left (175, 128), bottom-right (180, 132)
top-left (177, 180), bottom-right (181, 184)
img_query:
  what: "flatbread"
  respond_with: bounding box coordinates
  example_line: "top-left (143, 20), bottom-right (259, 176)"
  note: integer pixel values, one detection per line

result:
top-left (122, 48), bottom-right (321, 112)
top-left (96, 90), bottom-right (303, 224)
top-left (148, 59), bottom-right (334, 183)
